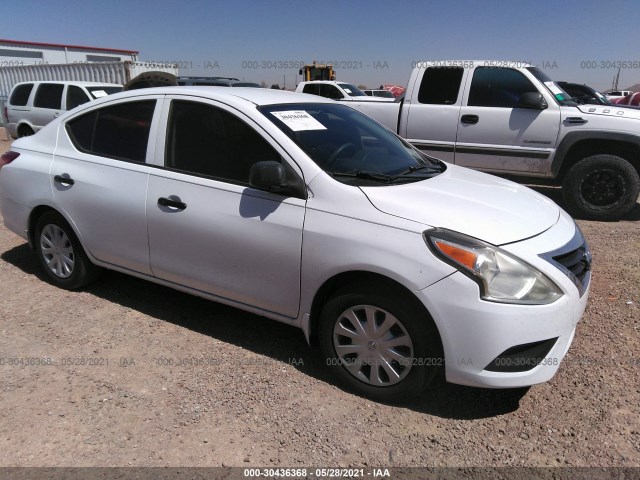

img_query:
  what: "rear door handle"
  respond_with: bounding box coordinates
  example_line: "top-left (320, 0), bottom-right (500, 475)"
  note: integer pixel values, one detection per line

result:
top-left (461, 115), bottom-right (479, 124)
top-left (158, 197), bottom-right (187, 210)
top-left (53, 175), bottom-right (74, 186)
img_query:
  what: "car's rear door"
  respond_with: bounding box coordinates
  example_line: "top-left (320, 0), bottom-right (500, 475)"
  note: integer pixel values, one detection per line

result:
top-left (145, 96), bottom-right (306, 318)
top-left (51, 95), bottom-right (164, 274)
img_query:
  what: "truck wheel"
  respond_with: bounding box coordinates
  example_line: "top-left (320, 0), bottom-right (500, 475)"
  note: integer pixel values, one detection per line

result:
top-left (319, 283), bottom-right (442, 403)
top-left (562, 155), bottom-right (640, 220)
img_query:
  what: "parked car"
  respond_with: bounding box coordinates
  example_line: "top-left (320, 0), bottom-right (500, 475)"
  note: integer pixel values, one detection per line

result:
top-left (0, 87), bottom-right (591, 402)
top-left (363, 89), bottom-right (396, 100)
top-left (348, 61), bottom-right (640, 220)
top-left (6, 81), bottom-right (122, 138)
top-left (604, 90), bottom-right (633, 102)
top-left (295, 81), bottom-right (385, 101)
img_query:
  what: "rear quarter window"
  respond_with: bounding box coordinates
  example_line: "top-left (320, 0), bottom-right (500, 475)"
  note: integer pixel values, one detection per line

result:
top-left (9, 83), bottom-right (34, 106)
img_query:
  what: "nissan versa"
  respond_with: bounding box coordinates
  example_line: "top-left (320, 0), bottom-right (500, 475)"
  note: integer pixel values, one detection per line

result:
top-left (0, 87), bottom-right (591, 401)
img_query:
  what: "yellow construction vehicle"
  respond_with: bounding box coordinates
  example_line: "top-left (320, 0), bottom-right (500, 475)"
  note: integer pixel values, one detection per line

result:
top-left (299, 62), bottom-right (335, 81)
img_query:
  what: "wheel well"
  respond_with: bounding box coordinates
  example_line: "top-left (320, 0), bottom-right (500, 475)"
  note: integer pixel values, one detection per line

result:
top-left (27, 205), bottom-right (57, 248)
top-left (308, 271), bottom-right (441, 349)
top-left (558, 139), bottom-right (640, 180)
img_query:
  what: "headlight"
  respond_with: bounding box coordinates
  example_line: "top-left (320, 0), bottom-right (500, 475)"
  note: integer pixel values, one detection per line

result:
top-left (424, 229), bottom-right (563, 305)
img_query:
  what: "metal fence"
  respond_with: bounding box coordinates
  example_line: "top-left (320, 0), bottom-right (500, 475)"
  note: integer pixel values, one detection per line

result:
top-left (0, 95), bottom-right (7, 130)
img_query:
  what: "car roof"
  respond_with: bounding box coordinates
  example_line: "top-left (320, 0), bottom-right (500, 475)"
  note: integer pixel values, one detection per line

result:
top-left (91, 86), bottom-right (331, 107)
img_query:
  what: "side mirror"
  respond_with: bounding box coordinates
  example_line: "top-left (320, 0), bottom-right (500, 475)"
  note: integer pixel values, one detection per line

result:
top-left (249, 161), bottom-right (288, 193)
top-left (519, 92), bottom-right (548, 110)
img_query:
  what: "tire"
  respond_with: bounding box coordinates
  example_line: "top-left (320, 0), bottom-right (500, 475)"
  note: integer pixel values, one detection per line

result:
top-left (34, 211), bottom-right (101, 289)
top-left (123, 71), bottom-right (178, 91)
top-left (17, 125), bottom-right (34, 138)
top-left (562, 154), bottom-right (640, 220)
top-left (319, 283), bottom-right (442, 403)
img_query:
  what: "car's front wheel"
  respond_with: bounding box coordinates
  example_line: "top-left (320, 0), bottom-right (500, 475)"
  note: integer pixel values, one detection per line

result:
top-left (34, 211), bottom-right (101, 289)
top-left (319, 284), bottom-right (442, 402)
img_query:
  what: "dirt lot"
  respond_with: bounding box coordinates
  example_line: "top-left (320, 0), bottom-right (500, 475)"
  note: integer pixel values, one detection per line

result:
top-left (0, 128), bottom-right (638, 468)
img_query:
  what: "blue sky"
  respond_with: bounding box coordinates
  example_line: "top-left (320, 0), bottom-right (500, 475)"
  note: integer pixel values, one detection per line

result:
top-left (4, 0), bottom-right (639, 90)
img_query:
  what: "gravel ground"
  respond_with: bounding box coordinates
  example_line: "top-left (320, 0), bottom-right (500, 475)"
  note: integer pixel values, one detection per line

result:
top-left (0, 128), bottom-right (638, 467)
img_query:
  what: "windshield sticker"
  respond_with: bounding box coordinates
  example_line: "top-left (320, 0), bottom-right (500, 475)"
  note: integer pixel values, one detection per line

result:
top-left (343, 88), bottom-right (353, 94)
top-left (91, 90), bottom-right (108, 98)
top-left (544, 81), bottom-right (563, 96)
top-left (555, 94), bottom-right (566, 101)
top-left (271, 111), bottom-right (327, 131)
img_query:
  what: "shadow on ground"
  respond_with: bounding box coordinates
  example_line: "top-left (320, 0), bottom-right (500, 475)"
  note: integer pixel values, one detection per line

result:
top-left (2, 242), bottom-right (527, 420)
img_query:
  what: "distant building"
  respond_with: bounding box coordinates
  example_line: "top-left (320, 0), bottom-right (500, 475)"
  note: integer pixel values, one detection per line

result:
top-left (0, 38), bottom-right (138, 66)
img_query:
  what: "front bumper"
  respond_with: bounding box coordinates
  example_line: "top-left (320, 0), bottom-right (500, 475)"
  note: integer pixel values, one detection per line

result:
top-left (419, 211), bottom-right (590, 388)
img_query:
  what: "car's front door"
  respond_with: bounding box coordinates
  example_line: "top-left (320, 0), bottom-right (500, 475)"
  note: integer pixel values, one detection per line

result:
top-left (454, 67), bottom-right (561, 175)
top-left (146, 98), bottom-right (306, 318)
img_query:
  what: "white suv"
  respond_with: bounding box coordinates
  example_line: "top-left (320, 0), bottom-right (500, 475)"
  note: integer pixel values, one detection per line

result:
top-left (6, 81), bottom-right (122, 138)
top-left (0, 87), bottom-right (591, 402)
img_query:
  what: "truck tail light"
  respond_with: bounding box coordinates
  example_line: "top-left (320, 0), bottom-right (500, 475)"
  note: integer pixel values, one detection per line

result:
top-left (0, 151), bottom-right (20, 170)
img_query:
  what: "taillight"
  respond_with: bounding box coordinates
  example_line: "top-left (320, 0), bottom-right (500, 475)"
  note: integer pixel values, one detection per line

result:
top-left (0, 151), bottom-right (19, 169)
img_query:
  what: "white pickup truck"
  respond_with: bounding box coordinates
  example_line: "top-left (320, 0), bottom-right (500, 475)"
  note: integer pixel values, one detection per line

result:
top-left (349, 61), bottom-right (640, 220)
top-left (295, 81), bottom-right (388, 102)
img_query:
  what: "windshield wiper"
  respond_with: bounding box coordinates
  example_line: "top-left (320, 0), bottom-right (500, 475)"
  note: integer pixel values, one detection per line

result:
top-left (391, 163), bottom-right (443, 180)
top-left (329, 170), bottom-right (394, 183)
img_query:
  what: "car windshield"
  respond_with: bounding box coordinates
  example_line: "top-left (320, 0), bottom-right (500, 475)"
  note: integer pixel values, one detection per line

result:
top-left (259, 103), bottom-right (445, 186)
top-left (526, 67), bottom-right (577, 106)
top-left (339, 83), bottom-right (367, 97)
top-left (87, 86), bottom-right (123, 99)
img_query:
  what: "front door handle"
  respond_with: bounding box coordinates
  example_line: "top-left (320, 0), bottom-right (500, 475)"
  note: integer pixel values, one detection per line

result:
top-left (461, 114), bottom-right (479, 124)
top-left (54, 175), bottom-right (74, 186)
top-left (158, 197), bottom-right (187, 210)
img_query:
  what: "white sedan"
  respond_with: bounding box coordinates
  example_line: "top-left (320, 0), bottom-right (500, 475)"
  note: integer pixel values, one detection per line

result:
top-left (0, 87), bottom-right (591, 402)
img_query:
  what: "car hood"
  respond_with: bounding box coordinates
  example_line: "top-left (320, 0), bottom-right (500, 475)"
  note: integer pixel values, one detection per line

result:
top-left (360, 166), bottom-right (560, 245)
top-left (576, 104), bottom-right (640, 119)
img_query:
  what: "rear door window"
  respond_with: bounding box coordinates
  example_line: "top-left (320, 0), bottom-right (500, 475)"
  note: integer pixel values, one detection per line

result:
top-left (34, 84), bottom-right (64, 109)
top-left (10, 83), bottom-right (34, 106)
top-left (66, 100), bottom-right (156, 163)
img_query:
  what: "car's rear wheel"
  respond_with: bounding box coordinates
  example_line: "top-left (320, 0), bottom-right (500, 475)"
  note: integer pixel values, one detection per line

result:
top-left (18, 125), bottom-right (34, 138)
top-left (319, 284), bottom-right (442, 402)
top-left (34, 211), bottom-right (101, 289)
top-left (562, 155), bottom-right (640, 220)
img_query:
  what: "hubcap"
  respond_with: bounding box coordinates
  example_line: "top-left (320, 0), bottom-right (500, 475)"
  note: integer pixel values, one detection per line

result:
top-left (40, 224), bottom-right (75, 279)
top-left (333, 305), bottom-right (414, 387)
top-left (580, 169), bottom-right (625, 207)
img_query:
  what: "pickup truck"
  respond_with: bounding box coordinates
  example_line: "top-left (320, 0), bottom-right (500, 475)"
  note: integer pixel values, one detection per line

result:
top-left (349, 61), bottom-right (640, 220)
top-left (295, 81), bottom-right (387, 102)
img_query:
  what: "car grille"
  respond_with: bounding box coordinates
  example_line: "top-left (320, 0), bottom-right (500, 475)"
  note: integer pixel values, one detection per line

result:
top-left (540, 228), bottom-right (592, 297)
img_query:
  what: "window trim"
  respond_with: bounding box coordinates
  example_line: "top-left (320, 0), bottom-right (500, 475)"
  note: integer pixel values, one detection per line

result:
top-left (64, 98), bottom-right (158, 164)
